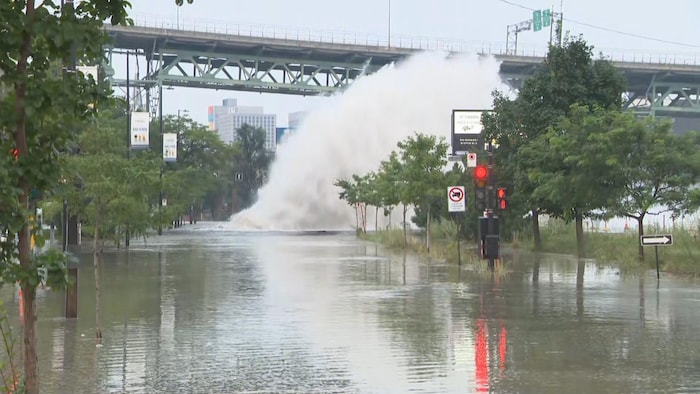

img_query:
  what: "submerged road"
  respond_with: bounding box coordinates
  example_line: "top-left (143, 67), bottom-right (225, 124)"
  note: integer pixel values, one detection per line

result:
top-left (8, 223), bottom-right (700, 393)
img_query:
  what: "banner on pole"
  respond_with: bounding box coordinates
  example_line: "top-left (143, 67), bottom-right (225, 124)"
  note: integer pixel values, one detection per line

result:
top-left (130, 111), bottom-right (150, 149)
top-left (163, 133), bottom-right (177, 162)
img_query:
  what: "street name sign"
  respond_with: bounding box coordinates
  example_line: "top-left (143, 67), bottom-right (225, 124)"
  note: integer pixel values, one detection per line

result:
top-left (640, 234), bottom-right (673, 246)
top-left (447, 186), bottom-right (466, 213)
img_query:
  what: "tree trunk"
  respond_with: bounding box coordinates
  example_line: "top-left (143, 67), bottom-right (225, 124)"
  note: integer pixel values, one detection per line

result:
top-left (15, 2), bottom-right (39, 392)
top-left (575, 209), bottom-right (585, 258)
top-left (531, 209), bottom-right (542, 251)
top-left (94, 203), bottom-right (103, 343)
top-left (426, 204), bottom-right (431, 252)
top-left (637, 214), bottom-right (645, 260)
top-left (362, 203), bottom-right (367, 234)
top-left (402, 204), bottom-right (407, 248)
top-left (375, 206), bottom-right (379, 232)
top-left (354, 204), bottom-right (359, 232)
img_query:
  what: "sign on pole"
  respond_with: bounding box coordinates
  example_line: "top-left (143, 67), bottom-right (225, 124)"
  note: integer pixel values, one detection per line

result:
top-left (640, 234), bottom-right (673, 246)
top-left (466, 152), bottom-right (477, 168)
top-left (163, 133), bottom-right (177, 162)
top-left (447, 186), bottom-right (466, 213)
top-left (451, 109), bottom-right (486, 154)
top-left (533, 10), bottom-right (542, 31)
top-left (641, 234), bottom-right (672, 281)
top-left (542, 9), bottom-right (552, 27)
top-left (130, 111), bottom-right (150, 149)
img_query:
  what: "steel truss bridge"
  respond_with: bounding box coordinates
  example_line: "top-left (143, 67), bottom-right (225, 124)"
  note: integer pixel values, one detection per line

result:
top-left (103, 23), bottom-right (700, 132)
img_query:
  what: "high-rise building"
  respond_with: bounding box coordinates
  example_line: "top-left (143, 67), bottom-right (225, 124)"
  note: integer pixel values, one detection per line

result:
top-left (288, 111), bottom-right (307, 129)
top-left (208, 99), bottom-right (277, 150)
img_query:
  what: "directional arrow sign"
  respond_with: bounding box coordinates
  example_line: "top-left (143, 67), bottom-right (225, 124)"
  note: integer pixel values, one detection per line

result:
top-left (641, 234), bottom-right (673, 246)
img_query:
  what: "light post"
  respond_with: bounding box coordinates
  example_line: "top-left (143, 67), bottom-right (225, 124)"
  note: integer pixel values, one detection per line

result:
top-left (388, 0), bottom-right (391, 48)
top-left (177, 109), bottom-right (188, 227)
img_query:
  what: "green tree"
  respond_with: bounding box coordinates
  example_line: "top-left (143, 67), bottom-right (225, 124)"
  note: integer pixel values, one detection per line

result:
top-left (525, 105), bottom-right (631, 257)
top-left (396, 133), bottom-right (448, 251)
top-left (483, 36), bottom-right (626, 251)
top-left (364, 172), bottom-right (383, 231)
top-left (0, 2), bottom-right (132, 392)
top-left (608, 116), bottom-right (700, 259)
top-left (376, 153), bottom-right (402, 229)
top-left (334, 178), bottom-right (360, 231)
top-left (234, 124), bottom-right (272, 209)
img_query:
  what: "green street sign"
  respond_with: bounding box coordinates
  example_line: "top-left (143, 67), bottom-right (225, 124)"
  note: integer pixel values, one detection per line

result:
top-left (533, 10), bottom-right (542, 32)
top-left (543, 9), bottom-right (551, 27)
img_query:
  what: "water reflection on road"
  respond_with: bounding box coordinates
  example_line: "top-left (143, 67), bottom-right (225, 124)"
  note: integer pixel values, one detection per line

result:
top-left (4, 225), bottom-right (699, 393)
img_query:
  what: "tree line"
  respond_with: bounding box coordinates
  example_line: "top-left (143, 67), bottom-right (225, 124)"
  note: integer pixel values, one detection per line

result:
top-left (336, 37), bottom-right (700, 260)
top-left (47, 100), bottom-right (272, 246)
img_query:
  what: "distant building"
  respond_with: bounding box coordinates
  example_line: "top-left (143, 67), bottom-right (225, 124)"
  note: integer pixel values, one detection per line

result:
top-left (288, 111), bottom-right (307, 129)
top-left (275, 127), bottom-right (293, 145)
top-left (208, 99), bottom-right (277, 151)
top-left (273, 111), bottom-right (308, 145)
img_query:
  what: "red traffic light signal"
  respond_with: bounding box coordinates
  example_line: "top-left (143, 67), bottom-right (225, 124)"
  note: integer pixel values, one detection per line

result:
top-left (497, 187), bottom-right (506, 199)
top-left (473, 165), bottom-right (488, 187)
top-left (497, 187), bottom-right (508, 210)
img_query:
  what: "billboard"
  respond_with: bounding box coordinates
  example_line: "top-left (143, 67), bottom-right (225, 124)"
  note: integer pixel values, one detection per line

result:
top-left (451, 109), bottom-right (488, 154)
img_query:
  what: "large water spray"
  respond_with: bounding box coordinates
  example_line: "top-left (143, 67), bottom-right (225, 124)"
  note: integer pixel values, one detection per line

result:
top-left (228, 51), bottom-right (507, 231)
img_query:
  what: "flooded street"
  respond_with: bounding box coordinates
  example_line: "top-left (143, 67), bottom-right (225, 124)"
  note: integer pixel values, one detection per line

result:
top-left (6, 225), bottom-right (700, 393)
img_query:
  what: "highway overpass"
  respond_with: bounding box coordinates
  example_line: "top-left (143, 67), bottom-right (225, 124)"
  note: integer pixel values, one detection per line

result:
top-left (103, 23), bottom-right (700, 131)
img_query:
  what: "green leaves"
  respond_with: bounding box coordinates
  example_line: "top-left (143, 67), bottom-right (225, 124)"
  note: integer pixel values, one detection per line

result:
top-left (335, 132), bottom-right (450, 231)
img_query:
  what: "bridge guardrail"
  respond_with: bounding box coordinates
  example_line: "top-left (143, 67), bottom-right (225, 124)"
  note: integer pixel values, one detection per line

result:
top-left (127, 14), bottom-right (699, 66)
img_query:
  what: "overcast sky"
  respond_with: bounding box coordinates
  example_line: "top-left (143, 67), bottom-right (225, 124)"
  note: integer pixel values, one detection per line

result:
top-left (119, 0), bottom-right (700, 125)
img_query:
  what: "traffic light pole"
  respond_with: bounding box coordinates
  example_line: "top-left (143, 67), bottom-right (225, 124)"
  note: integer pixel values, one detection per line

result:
top-left (486, 140), bottom-right (496, 271)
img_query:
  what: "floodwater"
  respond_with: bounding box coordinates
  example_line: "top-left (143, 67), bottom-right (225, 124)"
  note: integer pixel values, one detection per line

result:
top-left (3, 224), bottom-right (700, 393)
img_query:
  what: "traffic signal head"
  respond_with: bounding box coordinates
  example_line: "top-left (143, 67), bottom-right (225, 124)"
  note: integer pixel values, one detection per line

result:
top-left (497, 187), bottom-right (508, 210)
top-left (473, 165), bottom-right (488, 187)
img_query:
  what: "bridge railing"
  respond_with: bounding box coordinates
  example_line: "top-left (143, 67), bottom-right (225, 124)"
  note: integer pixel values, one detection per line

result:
top-left (128, 14), bottom-right (700, 66)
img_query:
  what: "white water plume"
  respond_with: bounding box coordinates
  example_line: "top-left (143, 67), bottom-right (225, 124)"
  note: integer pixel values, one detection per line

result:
top-left (228, 51), bottom-right (507, 231)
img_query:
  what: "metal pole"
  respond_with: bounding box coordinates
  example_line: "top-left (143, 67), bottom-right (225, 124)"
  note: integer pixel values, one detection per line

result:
top-left (158, 83), bottom-right (164, 235)
top-left (125, 51), bottom-right (130, 248)
top-left (387, 0), bottom-right (391, 48)
top-left (487, 140), bottom-right (495, 271)
top-left (655, 245), bottom-right (660, 281)
top-left (456, 216), bottom-right (461, 267)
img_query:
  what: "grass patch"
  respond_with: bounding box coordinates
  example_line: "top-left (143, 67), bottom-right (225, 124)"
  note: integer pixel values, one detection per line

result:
top-left (515, 219), bottom-right (700, 276)
top-left (359, 221), bottom-right (513, 277)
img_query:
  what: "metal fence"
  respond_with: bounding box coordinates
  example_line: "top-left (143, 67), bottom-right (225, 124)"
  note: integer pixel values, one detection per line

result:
top-left (128, 14), bottom-right (700, 66)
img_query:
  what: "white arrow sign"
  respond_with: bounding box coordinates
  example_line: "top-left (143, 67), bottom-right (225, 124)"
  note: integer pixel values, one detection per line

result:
top-left (640, 234), bottom-right (673, 246)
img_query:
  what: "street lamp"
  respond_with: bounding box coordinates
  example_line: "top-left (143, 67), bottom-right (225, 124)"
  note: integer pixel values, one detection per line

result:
top-left (158, 109), bottom-right (188, 234)
top-left (388, 0), bottom-right (391, 48)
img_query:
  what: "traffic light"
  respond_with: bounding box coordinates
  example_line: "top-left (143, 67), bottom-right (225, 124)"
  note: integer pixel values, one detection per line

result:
top-left (473, 165), bottom-right (488, 211)
top-left (497, 187), bottom-right (508, 210)
top-left (10, 148), bottom-right (18, 160)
